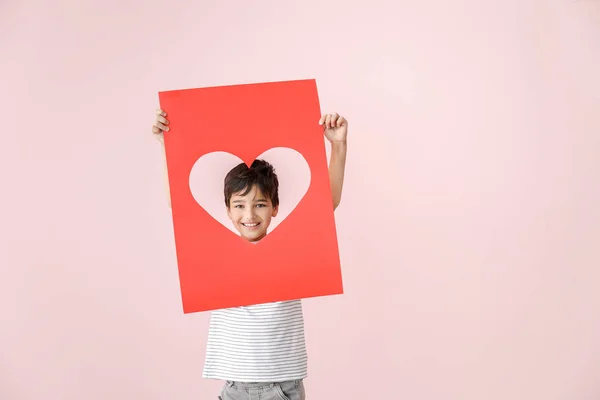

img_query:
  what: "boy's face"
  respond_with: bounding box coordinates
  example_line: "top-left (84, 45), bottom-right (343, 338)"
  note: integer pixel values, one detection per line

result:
top-left (227, 185), bottom-right (278, 242)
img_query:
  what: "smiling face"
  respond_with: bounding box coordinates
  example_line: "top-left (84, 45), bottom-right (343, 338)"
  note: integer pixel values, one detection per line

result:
top-left (224, 159), bottom-right (280, 242)
top-left (227, 185), bottom-right (279, 242)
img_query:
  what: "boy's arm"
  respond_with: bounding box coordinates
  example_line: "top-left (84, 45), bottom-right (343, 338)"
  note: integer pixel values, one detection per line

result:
top-left (160, 141), bottom-right (172, 208)
top-left (319, 112), bottom-right (348, 211)
top-left (329, 141), bottom-right (347, 211)
top-left (152, 109), bottom-right (172, 208)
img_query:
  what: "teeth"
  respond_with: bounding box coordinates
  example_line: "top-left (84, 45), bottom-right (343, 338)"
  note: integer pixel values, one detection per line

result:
top-left (243, 223), bottom-right (259, 227)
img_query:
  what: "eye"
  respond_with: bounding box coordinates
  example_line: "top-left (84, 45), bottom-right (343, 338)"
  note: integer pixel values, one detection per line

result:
top-left (234, 205), bottom-right (243, 209)
top-left (256, 204), bottom-right (266, 208)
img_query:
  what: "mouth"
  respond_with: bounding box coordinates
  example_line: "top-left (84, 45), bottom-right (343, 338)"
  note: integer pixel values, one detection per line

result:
top-left (241, 222), bottom-right (260, 228)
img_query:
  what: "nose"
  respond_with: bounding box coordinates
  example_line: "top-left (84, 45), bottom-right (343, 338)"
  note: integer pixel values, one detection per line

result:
top-left (243, 207), bottom-right (256, 219)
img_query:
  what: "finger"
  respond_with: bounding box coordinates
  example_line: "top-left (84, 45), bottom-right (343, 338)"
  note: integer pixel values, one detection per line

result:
top-left (157, 115), bottom-right (169, 125)
top-left (156, 109), bottom-right (167, 117)
top-left (330, 113), bottom-right (339, 127)
top-left (325, 114), bottom-right (332, 129)
top-left (156, 121), bottom-right (170, 131)
top-left (152, 125), bottom-right (161, 134)
top-left (337, 116), bottom-right (346, 127)
top-left (319, 114), bottom-right (326, 126)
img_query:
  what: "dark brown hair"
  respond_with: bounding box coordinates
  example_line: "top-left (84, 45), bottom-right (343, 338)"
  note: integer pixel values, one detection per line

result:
top-left (224, 159), bottom-right (279, 208)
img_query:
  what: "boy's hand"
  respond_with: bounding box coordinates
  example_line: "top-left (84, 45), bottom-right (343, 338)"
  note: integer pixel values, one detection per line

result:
top-left (319, 112), bottom-right (348, 143)
top-left (152, 109), bottom-right (170, 143)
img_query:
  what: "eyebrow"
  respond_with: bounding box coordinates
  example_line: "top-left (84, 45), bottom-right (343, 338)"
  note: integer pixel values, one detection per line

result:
top-left (231, 198), bottom-right (268, 203)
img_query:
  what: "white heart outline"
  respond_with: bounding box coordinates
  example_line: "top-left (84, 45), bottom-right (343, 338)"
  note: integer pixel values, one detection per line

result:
top-left (188, 147), bottom-right (312, 237)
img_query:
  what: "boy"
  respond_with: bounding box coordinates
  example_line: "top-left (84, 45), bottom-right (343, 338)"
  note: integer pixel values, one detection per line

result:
top-left (152, 109), bottom-right (348, 400)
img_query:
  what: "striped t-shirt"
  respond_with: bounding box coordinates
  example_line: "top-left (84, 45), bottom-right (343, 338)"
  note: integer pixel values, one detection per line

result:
top-left (202, 300), bottom-right (307, 382)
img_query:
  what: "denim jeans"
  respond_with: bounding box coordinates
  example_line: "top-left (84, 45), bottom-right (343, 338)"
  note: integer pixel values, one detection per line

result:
top-left (218, 380), bottom-right (305, 400)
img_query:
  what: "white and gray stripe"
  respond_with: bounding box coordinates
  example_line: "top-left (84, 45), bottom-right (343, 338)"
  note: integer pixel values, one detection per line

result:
top-left (202, 300), bottom-right (308, 382)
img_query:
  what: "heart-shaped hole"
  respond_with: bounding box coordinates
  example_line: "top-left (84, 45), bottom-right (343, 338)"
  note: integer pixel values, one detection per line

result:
top-left (189, 147), bottom-right (311, 238)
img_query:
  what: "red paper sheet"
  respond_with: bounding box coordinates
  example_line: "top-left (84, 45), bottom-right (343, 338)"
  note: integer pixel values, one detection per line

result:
top-left (158, 79), bottom-right (343, 313)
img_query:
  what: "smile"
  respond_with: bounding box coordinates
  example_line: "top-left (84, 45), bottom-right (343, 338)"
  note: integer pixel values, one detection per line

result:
top-left (241, 222), bottom-right (260, 227)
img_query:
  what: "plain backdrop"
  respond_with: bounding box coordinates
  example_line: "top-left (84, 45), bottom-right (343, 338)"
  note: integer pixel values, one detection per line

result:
top-left (1, 1), bottom-right (599, 399)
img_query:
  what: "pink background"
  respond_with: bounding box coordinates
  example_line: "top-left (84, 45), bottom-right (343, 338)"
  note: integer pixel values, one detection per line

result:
top-left (1, 1), bottom-right (599, 399)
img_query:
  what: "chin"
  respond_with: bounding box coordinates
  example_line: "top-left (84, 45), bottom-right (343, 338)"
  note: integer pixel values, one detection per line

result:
top-left (243, 231), bottom-right (266, 242)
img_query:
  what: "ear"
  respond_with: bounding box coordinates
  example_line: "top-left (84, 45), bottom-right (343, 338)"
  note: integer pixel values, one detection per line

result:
top-left (227, 206), bottom-right (233, 220)
top-left (272, 205), bottom-right (279, 218)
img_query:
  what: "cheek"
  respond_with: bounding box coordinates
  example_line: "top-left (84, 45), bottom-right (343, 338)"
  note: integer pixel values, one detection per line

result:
top-left (228, 209), bottom-right (241, 221)
top-left (260, 209), bottom-right (274, 220)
